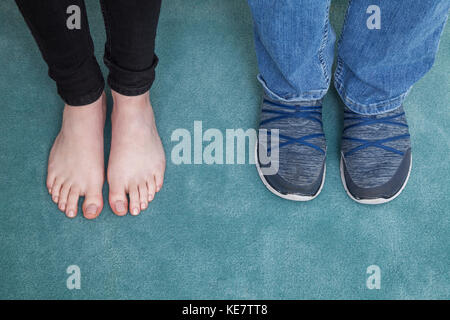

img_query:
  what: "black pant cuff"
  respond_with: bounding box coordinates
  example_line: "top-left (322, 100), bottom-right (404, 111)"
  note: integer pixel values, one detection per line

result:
top-left (59, 82), bottom-right (105, 106)
top-left (104, 55), bottom-right (158, 97)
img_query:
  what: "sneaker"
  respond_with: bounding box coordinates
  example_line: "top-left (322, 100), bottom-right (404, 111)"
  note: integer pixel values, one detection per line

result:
top-left (256, 97), bottom-right (326, 201)
top-left (340, 105), bottom-right (412, 204)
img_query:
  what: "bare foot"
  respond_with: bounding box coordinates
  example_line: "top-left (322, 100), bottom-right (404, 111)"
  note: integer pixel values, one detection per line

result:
top-left (47, 93), bottom-right (106, 219)
top-left (107, 90), bottom-right (166, 216)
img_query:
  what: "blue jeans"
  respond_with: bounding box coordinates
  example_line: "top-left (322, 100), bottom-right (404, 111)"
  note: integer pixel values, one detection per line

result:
top-left (248, 0), bottom-right (450, 115)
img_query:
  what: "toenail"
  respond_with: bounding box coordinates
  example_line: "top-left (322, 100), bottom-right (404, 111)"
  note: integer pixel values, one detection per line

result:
top-left (115, 201), bottom-right (126, 213)
top-left (132, 207), bottom-right (139, 216)
top-left (60, 203), bottom-right (66, 210)
top-left (67, 210), bottom-right (75, 218)
top-left (53, 196), bottom-right (59, 202)
top-left (141, 202), bottom-right (147, 210)
top-left (86, 204), bottom-right (97, 216)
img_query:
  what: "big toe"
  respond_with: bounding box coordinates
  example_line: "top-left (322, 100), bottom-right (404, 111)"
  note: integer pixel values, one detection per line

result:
top-left (82, 190), bottom-right (103, 220)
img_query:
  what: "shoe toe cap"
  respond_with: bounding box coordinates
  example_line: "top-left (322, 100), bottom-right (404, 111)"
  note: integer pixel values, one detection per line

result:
top-left (342, 148), bottom-right (412, 202)
top-left (261, 161), bottom-right (326, 198)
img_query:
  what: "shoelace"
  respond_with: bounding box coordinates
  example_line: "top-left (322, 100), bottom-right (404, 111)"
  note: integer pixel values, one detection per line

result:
top-left (342, 110), bottom-right (410, 157)
top-left (260, 99), bottom-right (325, 154)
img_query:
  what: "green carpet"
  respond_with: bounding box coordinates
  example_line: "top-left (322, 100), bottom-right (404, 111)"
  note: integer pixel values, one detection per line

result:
top-left (0, 0), bottom-right (449, 299)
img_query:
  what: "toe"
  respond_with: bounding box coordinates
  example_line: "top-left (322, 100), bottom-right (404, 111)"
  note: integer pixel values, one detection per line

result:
top-left (109, 184), bottom-right (128, 216)
top-left (47, 175), bottom-right (55, 193)
top-left (128, 184), bottom-right (140, 216)
top-left (51, 178), bottom-right (64, 203)
top-left (138, 183), bottom-right (148, 210)
top-left (82, 188), bottom-right (103, 220)
top-left (147, 178), bottom-right (156, 202)
top-left (155, 170), bottom-right (164, 193)
top-left (58, 183), bottom-right (71, 212)
top-left (65, 188), bottom-right (80, 218)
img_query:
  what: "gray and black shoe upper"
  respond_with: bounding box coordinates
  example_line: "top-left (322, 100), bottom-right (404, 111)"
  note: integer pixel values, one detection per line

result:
top-left (257, 97), bottom-right (326, 198)
top-left (341, 105), bottom-right (411, 202)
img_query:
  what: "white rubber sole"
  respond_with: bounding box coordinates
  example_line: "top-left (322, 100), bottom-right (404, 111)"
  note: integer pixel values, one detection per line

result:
top-left (255, 142), bottom-right (326, 201)
top-left (339, 154), bottom-right (412, 205)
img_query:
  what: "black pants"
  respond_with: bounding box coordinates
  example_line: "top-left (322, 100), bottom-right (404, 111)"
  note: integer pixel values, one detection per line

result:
top-left (15, 0), bottom-right (162, 106)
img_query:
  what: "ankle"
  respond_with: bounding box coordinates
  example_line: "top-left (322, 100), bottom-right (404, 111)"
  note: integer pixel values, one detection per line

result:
top-left (62, 94), bottom-right (105, 130)
top-left (111, 90), bottom-right (149, 107)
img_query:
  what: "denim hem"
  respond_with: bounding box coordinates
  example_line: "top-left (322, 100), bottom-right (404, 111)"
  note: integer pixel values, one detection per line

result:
top-left (334, 58), bottom-right (410, 115)
top-left (262, 93), bottom-right (323, 107)
top-left (257, 74), bottom-right (328, 103)
top-left (60, 83), bottom-right (105, 107)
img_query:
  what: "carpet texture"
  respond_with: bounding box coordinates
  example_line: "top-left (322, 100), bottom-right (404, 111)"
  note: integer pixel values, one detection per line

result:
top-left (0, 0), bottom-right (449, 299)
